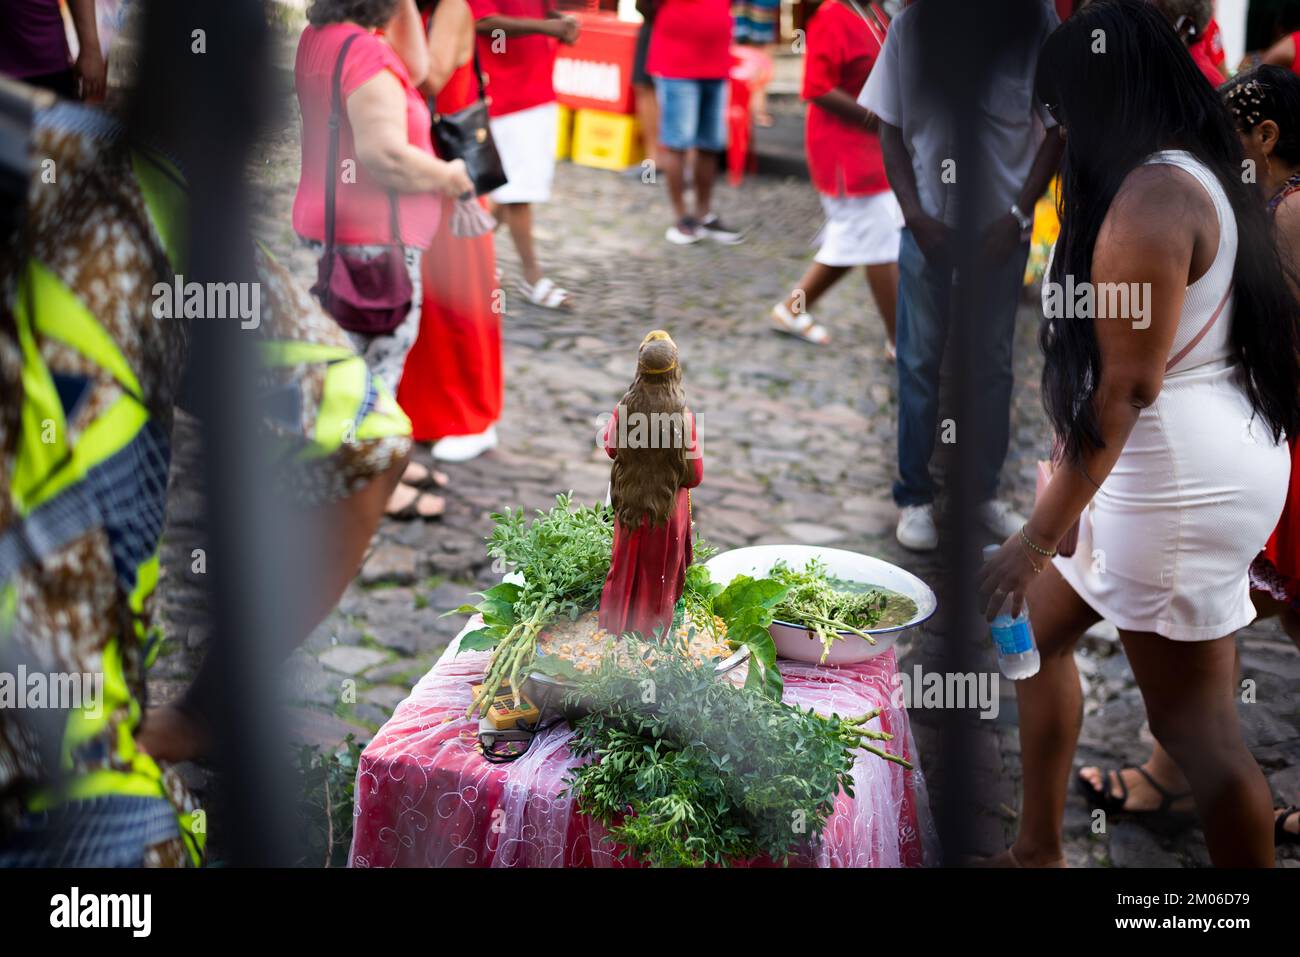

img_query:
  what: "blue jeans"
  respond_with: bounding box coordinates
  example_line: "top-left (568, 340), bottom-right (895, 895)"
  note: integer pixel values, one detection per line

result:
top-left (653, 77), bottom-right (728, 153)
top-left (893, 228), bottom-right (1029, 507)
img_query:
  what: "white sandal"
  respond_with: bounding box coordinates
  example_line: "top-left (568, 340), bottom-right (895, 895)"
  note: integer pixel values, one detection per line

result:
top-left (770, 302), bottom-right (830, 345)
top-left (518, 276), bottom-right (572, 311)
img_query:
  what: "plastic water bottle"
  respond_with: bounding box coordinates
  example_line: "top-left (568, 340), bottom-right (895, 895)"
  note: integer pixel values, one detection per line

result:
top-left (982, 545), bottom-right (1041, 680)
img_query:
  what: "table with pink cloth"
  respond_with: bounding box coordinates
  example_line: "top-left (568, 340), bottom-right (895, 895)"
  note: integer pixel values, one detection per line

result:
top-left (349, 624), bottom-right (940, 868)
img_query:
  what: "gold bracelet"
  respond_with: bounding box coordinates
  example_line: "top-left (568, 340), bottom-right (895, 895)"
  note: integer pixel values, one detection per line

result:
top-left (1019, 524), bottom-right (1056, 559)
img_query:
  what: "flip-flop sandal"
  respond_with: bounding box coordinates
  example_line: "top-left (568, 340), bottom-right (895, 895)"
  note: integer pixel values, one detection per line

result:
top-left (402, 461), bottom-right (449, 489)
top-left (963, 848), bottom-right (1066, 868)
top-left (1276, 805), bottom-right (1300, 846)
top-left (518, 276), bottom-right (572, 311)
top-left (385, 484), bottom-right (445, 521)
top-left (770, 303), bottom-right (830, 345)
top-left (1076, 765), bottom-right (1194, 819)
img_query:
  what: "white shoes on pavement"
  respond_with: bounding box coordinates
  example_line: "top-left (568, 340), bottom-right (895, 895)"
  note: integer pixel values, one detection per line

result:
top-left (895, 499), bottom-right (1027, 552)
top-left (432, 425), bottom-right (498, 463)
top-left (977, 498), bottom-right (1027, 540)
top-left (896, 504), bottom-right (939, 551)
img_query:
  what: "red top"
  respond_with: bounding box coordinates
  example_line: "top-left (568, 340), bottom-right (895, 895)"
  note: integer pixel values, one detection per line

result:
top-left (647, 0), bottom-right (733, 80)
top-left (1195, 17), bottom-right (1225, 68)
top-left (598, 407), bottom-right (703, 640)
top-left (467, 0), bottom-right (558, 117)
top-left (293, 23), bottom-right (440, 249)
top-left (802, 1), bottom-right (889, 197)
top-left (1189, 41), bottom-right (1223, 88)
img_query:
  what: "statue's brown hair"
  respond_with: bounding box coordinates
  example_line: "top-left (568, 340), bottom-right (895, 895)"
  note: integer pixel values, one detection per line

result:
top-left (610, 332), bottom-right (692, 529)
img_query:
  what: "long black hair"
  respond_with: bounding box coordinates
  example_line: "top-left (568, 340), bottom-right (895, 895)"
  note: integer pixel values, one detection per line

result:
top-left (1035, 0), bottom-right (1300, 462)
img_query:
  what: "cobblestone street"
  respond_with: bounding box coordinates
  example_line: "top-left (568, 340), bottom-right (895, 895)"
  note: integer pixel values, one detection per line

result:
top-left (151, 99), bottom-right (1300, 867)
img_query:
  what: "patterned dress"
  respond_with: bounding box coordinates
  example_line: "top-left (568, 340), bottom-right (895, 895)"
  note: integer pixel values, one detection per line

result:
top-left (0, 92), bottom-right (411, 866)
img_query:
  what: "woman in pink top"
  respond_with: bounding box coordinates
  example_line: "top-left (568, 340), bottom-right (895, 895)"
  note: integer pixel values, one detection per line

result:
top-left (294, 0), bottom-right (472, 518)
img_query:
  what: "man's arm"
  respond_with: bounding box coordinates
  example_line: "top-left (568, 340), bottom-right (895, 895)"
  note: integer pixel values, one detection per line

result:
top-left (881, 121), bottom-right (950, 263)
top-left (980, 129), bottom-right (1063, 265)
top-left (810, 89), bottom-right (878, 130)
top-left (67, 0), bottom-right (106, 102)
top-left (1016, 131), bottom-right (1064, 219)
top-left (476, 15), bottom-right (580, 44)
top-left (880, 121), bottom-right (922, 223)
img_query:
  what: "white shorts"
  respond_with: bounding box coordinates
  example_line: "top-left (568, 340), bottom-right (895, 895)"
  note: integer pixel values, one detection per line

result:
top-left (813, 191), bottom-right (903, 267)
top-left (488, 102), bottom-right (558, 205)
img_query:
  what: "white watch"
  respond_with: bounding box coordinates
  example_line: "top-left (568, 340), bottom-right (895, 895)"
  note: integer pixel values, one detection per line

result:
top-left (1010, 202), bottom-right (1033, 237)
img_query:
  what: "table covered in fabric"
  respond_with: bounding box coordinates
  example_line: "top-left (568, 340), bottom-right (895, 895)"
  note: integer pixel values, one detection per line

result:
top-left (349, 624), bottom-right (939, 868)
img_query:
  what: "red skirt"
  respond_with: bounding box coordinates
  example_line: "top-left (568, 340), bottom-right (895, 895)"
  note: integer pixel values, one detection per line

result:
top-left (598, 489), bottom-right (693, 640)
top-left (397, 196), bottom-right (502, 441)
top-left (1253, 438), bottom-right (1300, 606)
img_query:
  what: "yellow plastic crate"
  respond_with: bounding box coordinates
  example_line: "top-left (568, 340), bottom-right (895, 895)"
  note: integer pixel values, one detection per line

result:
top-left (571, 108), bottom-right (643, 171)
top-left (556, 104), bottom-right (573, 161)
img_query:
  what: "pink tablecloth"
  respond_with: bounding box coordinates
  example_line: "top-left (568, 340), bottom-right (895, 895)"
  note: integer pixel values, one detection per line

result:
top-left (350, 633), bottom-right (939, 868)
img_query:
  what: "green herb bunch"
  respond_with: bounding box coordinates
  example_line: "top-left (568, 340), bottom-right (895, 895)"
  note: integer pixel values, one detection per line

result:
top-left (564, 650), bottom-right (910, 867)
top-left (770, 558), bottom-right (887, 663)
top-left (452, 493), bottom-right (614, 716)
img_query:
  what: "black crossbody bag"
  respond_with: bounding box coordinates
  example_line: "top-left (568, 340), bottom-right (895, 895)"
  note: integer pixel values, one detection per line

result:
top-left (429, 48), bottom-right (508, 196)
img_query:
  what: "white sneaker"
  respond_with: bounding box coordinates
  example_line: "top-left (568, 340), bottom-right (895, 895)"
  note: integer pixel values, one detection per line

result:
top-left (665, 217), bottom-right (702, 245)
top-left (896, 504), bottom-right (938, 551)
top-left (432, 425), bottom-right (498, 462)
top-left (977, 498), bottom-right (1026, 539)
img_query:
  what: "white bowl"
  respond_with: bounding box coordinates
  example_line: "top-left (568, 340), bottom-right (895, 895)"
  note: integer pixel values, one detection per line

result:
top-left (704, 544), bottom-right (937, 665)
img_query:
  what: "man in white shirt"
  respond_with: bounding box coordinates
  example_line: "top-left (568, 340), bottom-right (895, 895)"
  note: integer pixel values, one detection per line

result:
top-left (860, 0), bottom-right (1063, 551)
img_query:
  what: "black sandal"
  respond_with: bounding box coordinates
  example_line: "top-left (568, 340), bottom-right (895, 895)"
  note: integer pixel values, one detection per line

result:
top-left (1276, 806), bottom-right (1300, 846)
top-left (1075, 765), bottom-right (1194, 819)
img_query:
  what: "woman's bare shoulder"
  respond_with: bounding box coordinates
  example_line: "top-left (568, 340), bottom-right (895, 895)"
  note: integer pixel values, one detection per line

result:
top-left (1095, 162), bottom-right (1213, 277)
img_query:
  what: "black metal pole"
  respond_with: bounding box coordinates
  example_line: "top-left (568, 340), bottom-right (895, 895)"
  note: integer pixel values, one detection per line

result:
top-left (129, 0), bottom-right (303, 866)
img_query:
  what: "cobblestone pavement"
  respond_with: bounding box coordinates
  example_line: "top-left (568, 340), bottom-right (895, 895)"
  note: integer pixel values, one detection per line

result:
top-left (151, 103), bottom-right (1300, 867)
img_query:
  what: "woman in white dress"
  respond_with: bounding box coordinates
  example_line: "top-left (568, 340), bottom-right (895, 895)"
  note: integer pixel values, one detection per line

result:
top-left (979, 0), bottom-right (1300, 867)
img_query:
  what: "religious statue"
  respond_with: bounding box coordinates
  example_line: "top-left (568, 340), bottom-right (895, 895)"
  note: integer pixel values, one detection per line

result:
top-left (597, 331), bottom-right (703, 640)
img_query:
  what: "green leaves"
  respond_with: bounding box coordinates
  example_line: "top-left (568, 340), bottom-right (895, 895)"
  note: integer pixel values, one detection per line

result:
top-left (458, 628), bottom-right (501, 653)
top-left (712, 574), bottom-right (788, 619)
top-left (449, 494), bottom-right (615, 710)
top-left (564, 651), bottom-right (897, 867)
top-left (769, 559), bottom-right (895, 662)
top-left (687, 569), bottom-right (789, 699)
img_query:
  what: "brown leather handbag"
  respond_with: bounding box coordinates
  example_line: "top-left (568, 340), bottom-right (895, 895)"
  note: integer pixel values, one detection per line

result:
top-left (311, 32), bottom-right (413, 336)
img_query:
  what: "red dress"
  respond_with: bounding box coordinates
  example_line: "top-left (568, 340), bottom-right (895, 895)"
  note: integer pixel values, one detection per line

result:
top-left (396, 60), bottom-right (503, 441)
top-left (598, 408), bottom-right (703, 639)
top-left (1250, 182), bottom-right (1300, 607)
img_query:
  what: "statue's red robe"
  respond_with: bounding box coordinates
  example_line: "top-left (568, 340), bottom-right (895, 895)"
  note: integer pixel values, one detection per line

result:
top-left (597, 407), bottom-right (703, 640)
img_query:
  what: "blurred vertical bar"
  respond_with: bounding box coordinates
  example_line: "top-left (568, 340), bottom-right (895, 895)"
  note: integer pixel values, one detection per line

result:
top-left (913, 0), bottom-right (1045, 865)
top-left (129, 0), bottom-right (302, 865)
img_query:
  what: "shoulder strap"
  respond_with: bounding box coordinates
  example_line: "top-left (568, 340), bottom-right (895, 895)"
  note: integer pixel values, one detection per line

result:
top-left (1165, 281), bottom-right (1233, 373)
top-left (324, 32), bottom-right (402, 251)
top-left (323, 32), bottom-right (362, 257)
top-left (472, 42), bottom-right (488, 104)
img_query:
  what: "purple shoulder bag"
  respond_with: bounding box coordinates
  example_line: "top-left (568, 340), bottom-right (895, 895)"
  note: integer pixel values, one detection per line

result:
top-left (311, 32), bottom-right (413, 336)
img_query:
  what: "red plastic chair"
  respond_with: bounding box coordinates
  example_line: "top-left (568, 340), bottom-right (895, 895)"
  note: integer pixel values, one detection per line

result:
top-left (727, 45), bottom-right (773, 186)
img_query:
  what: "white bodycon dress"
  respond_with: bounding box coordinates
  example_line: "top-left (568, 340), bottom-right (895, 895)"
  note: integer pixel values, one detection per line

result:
top-left (1052, 150), bottom-right (1292, 641)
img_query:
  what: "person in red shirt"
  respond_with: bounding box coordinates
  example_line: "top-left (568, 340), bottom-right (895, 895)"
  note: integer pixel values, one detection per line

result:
top-left (1190, 14), bottom-right (1228, 81)
top-left (647, 0), bottom-right (744, 245)
top-left (1151, 0), bottom-right (1223, 87)
top-left (769, 0), bottom-right (899, 351)
top-left (468, 0), bottom-right (580, 309)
